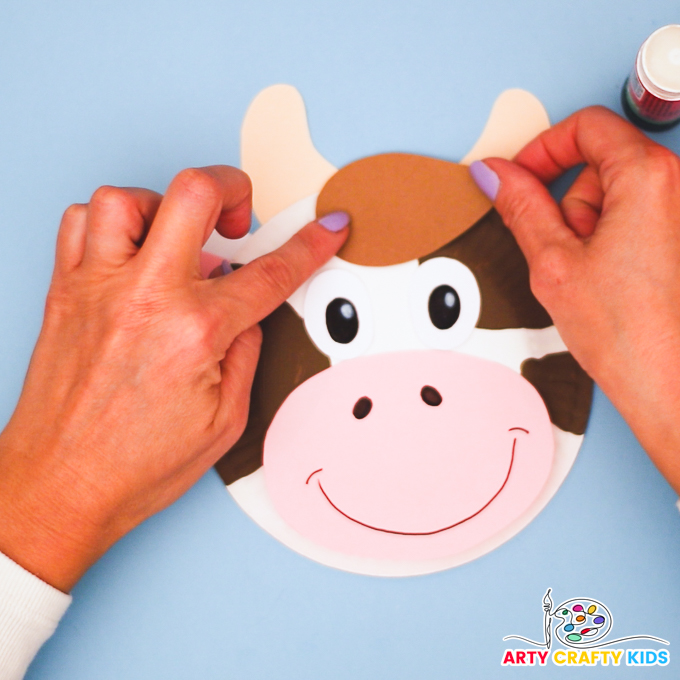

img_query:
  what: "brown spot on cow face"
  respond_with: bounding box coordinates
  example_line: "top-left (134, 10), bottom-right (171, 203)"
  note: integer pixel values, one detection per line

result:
top-left (521, 353), bottom-right (593, 436)
top-left (316, 153), bottom-right (491, 266)
top-left (216, 302), bottom-right (330, 486)
top-left (422, 209), bottom-right (553, 330)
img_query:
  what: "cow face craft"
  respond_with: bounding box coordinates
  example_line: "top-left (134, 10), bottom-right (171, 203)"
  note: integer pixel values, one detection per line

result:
top-left (204, 86), bottom-right (593, 577)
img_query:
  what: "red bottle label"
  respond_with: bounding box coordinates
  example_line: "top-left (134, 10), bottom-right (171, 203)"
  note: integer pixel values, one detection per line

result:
top-left (626, 67), bottom-right (680, 124)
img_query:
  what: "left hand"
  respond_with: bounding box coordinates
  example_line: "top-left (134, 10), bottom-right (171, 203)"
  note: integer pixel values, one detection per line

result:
top-left (0, 165), bottom-right (348, 592)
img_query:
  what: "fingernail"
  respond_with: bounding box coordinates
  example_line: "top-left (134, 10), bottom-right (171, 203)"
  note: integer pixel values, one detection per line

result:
top-left (469, 160), bottom-right (500, 202)
top-left (318, 211), bottom-right (350, 232)
top-left (221, 260), bottom-right (233, 275)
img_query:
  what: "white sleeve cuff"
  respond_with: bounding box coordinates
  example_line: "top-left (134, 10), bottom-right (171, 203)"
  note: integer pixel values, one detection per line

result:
top-left (0, 550), bottom-right (72, 680)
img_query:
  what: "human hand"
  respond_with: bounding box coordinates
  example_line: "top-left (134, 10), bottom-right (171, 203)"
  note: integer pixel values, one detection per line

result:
top-left (0, 166), bottom-right (348, 592)
top-left (470, 106), bottom-right (680, 492)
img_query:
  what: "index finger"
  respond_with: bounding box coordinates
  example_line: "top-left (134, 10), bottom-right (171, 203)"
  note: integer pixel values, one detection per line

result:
top-left (206, 218), bottom-right (349, 342)
top-left (513, 106), bottom-right (652, 187)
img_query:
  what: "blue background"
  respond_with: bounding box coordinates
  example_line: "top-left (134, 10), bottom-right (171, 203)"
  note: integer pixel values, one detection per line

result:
top-left (0, 0), bottom-right (678, 677)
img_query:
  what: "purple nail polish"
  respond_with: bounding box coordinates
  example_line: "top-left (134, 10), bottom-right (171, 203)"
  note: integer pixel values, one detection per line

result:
top-left (469, 161), bottom-right (500, 202)
top-left (318, 211), bottom-right (350, 232)
top-left (221, 260), bottom-right (233, 275)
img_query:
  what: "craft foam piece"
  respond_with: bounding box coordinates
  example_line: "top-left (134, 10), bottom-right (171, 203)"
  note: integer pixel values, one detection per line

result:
top-left (302, 268), bottom-right (374, 363)
top-left (241, 84), bottom-right (337, 225)
top-left (263, 351), bottom-right (554, 561)
top-left (409, 257), bottom-right (480, 350)
top-left (316, 153), bottom-right (492, 267)
top-left (461, 89), bottom-right (550, 164)
top-left (303, 258), bottom-right (424, 363)
top-left (227, 425), bottom-right (580, 576)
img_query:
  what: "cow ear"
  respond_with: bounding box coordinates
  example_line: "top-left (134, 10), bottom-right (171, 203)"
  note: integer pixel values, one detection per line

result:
top-left (461, 89), bottom-right (550, 164)
top-left (241, 84), bottom-right (337, 225)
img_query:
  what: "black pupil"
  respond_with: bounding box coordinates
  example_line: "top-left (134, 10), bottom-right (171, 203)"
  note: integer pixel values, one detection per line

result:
top-left (326, 298), bottom-right (359, 344)
top-left (428, 285), bottom-right (460, 329)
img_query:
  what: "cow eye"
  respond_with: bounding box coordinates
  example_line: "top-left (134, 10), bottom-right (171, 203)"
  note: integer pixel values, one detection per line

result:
top-left (428, 285), bottom-right (460, 329)
top-left (303, 268), bottom-right (373, 362)
top-left (326, 298), bottom-right (359, 343)
top-left (410, 257), bottom-right (480, 350)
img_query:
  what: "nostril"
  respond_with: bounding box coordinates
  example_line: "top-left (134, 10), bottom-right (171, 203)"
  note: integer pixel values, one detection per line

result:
top-left (353, 397), bottom-right (372, 419)
top-left (421, 385), bottom-right (442, 406)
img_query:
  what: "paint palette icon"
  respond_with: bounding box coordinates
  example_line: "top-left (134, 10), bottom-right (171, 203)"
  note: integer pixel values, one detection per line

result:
top-left (553, 599), bottom-right (612, 647)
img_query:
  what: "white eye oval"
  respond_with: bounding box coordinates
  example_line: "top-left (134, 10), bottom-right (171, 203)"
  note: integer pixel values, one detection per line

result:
top-left (303, 269), bottom-right (373, 362)
top-left (410, 257), bottom-right (480, 349)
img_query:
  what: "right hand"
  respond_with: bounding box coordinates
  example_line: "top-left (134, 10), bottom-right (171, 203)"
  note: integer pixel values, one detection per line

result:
top-left (480, 107), bottom-right (680, 492)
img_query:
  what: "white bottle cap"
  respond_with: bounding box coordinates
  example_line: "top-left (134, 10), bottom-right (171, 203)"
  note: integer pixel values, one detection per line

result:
top-left (639, 24), bottom-right (680, 99)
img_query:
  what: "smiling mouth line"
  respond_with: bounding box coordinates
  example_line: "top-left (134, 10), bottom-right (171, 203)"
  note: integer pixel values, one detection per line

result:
top-left (307, 432), bottom-right (523, 536)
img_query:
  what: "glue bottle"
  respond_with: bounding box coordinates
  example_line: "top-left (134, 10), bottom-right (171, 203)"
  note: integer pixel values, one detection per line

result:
top-left (622, 25), bottom-right (680, 131)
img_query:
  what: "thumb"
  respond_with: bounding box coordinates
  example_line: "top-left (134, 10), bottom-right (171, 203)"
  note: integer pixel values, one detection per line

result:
top-left (469, 158), bottom-right (579, 268)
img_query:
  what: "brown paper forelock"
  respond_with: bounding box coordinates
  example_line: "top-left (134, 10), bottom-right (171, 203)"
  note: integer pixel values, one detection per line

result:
top-left (316, 153), bottom-right (492, 266)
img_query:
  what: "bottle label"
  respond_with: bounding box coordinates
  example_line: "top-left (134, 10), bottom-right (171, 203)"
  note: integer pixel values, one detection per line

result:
top-left (627, 65), bottom-right (680, 124)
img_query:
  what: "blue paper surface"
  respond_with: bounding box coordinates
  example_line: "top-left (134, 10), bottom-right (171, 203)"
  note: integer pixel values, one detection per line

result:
top-left (0, 0), bottom-right (676, 677)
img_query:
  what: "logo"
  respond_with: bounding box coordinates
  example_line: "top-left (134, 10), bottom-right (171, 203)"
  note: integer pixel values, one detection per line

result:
top-left (501, 589), bottom-right (670, 667)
